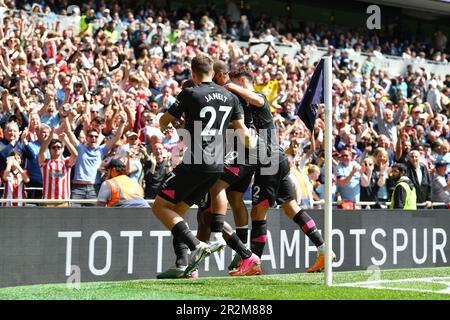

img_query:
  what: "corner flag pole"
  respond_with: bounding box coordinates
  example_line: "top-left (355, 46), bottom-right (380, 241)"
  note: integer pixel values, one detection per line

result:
top-left (323, 56), bottom-right (333, 286)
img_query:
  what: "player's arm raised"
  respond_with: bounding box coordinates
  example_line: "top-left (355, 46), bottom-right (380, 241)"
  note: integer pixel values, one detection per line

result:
top-left (224, 82), bottom-right (264, 108)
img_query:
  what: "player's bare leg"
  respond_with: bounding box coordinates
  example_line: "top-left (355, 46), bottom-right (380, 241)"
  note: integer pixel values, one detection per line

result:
top-left (228, 191), bottom-right (249, 244)
top-left (197, 188), bottom-right (258, 275)
top-left (152, 196), bottom-right (188, 229)
top-left (196, 206), bottom-right (211, 242)
top-left (280, 200), bottom-right (336, 272)
top-left (152, 196), bottom-right (211, 277)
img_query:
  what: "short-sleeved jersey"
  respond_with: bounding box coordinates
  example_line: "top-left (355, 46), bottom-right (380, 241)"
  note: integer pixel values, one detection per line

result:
top-left (169, 82), bottom-right (243, 172)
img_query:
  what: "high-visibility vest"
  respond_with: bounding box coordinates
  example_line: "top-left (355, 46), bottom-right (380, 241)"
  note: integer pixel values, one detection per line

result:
top-left (390, 181), bottom-right (417, 210)
top-left (80, 16), bottom-right (92, 36)
top-left (104, 29), bottom-right (119, 43)
top-left (106, 175), bottom-right (144, 207)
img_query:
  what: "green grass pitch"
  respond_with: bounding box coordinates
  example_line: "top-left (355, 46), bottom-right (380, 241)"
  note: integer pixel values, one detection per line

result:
top-left (1, 267), bottom-right (449, 300)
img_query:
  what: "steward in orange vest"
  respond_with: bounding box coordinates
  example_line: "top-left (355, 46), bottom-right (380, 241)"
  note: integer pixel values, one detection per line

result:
top-left (97, 159), bottom-right (149, 207)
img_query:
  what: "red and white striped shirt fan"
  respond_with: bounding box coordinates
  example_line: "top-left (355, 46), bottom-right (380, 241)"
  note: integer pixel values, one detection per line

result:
top-left (41, 157), bottom-right (72, 200)
top-left (1, 171), bottom-right (27, 207)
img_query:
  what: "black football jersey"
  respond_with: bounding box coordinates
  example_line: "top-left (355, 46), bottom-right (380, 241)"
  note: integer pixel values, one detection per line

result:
top-left (169, 82), bottom-right (243, 172)
top-left (224, 95), bottom-right (256, 166)
top-left (249, 93), bottom-right (281, 162)
top-left (249, 94), bottom-right (275, 131)
top-left (239, 95), bottom-right (255, 129)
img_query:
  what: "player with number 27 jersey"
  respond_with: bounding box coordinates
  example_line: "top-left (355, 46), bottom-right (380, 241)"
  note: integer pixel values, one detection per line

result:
top-left (158, 81), bottom-right (244, 206)
top-left (153, 55), bottom-right (254, 278)
top-left (168, 82), bottom-right (243, 173)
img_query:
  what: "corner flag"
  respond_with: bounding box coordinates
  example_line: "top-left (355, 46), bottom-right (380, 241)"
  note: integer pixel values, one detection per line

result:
top-left (296, 59), bottom-right (324, 132)
top-left (299, 57), bottom-right (334, 286)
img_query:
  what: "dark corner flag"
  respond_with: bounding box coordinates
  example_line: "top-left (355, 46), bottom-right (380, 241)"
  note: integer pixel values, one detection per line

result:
top-left (296, 59), bottom-right (324, 132)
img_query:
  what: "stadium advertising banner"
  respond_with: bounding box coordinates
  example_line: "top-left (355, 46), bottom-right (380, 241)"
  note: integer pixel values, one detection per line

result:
top-left (0, 208), bottom-right (448, 288)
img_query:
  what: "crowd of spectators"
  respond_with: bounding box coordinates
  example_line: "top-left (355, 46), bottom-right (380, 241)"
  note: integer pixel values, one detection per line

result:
top-left (0, 0), bottom-right (448, 208)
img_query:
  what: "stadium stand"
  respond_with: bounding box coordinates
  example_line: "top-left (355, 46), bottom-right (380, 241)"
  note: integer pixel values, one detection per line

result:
top-left (0, 0), bottom-right (448, 209)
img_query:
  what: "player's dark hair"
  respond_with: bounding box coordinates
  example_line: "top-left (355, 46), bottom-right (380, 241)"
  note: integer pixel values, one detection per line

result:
top-left (191, 54), bottom-right (214, 76)
top-left (213, 60), bottom-right (229, 74)
top-left (229, 66), bottom-right (254, 82)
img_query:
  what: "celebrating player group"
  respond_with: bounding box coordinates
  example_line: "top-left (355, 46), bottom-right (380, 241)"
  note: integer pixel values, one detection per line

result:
top-left (152, 53), bottom-right (335, 279)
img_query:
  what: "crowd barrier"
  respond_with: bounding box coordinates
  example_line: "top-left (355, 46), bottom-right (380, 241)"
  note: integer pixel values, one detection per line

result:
top-left (0, 207), bottom-right (448, 288)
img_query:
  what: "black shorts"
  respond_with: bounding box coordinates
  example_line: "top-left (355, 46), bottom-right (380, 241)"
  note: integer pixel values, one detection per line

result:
top-left (252, 157), bottom-right (295, 207)
top-left (221, 164), bottom-right (256, 193)
top-left (157, 163), bottom-right (221, 206)
top-left (197, 165), bottom-right (254, 212)
top-left (198, 192), bottom-right (211, 213)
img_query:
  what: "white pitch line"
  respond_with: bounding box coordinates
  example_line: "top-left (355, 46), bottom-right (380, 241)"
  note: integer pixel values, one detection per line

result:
top-left (336, 277), bottom-right (450, 295)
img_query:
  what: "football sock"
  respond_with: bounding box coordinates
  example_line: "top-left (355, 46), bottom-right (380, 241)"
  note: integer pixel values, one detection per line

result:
top-left (211, 213), bottom-right (225, 232)
top-left (293, 209), bottom-right (324, 247)
top-left (226, 233), bottom-right (252, 259)
top-left (251, 220), bottom-right (267, 258)
top-left (173, 237), bottom-right (189, 267)
top-left (317, 244), bottom-right (325, 254)
top-left (171, 221), bottom-right (200, 251)
top-left (209, 213), bottom-right (225, 242)
top-left (236, 225), bottom-right (249, 245)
